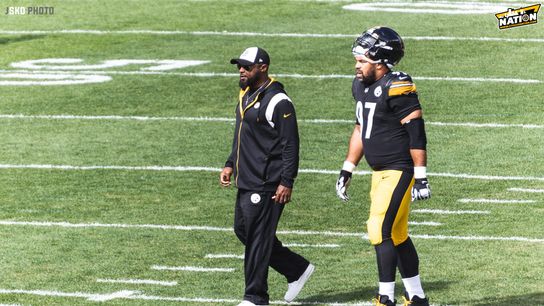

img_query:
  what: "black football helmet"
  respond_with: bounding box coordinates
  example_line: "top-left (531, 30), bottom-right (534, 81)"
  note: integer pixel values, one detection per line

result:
top-left (352, 26), bottom-right (405, 68)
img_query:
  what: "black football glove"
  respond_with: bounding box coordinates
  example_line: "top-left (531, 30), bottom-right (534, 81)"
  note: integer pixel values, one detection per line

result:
top-left (412, 178), bottom-right (431, 201)
top-left (336, 170), bottom-right (352, 202)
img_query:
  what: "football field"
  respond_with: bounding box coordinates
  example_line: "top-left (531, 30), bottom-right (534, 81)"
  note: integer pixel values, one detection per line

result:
top-left (0, 0), bottom-right (543, 305)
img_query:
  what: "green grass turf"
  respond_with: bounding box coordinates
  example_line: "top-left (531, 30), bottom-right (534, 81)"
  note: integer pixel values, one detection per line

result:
top-left (0, 0), bottom-right (543, 305)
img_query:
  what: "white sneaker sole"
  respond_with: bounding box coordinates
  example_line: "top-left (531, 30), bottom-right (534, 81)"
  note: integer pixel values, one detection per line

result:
top-left (236, 301), bottom-right (268, 306)
top-left (284, 263), bottom-right (315, 302)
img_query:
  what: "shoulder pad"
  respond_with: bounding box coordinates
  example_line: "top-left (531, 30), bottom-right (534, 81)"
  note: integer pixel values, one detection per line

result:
top-left (387, 71), bottom-right (417, 97)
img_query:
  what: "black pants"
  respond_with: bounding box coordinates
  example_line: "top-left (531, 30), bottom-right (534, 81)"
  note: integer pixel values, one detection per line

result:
top-left (234, 189), bottom-right (309, 305)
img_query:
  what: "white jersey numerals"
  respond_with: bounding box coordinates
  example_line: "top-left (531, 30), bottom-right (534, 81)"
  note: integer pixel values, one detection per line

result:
top-left (364, 102), bottom-right (377, 139)
top-left (356, 101), bottom-right (364, 125)
top-left (355, 101), bottom-right (377, 139)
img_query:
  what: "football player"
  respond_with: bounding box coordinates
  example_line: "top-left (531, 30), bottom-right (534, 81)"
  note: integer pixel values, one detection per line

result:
top-left (335, 27), bottom-right (431, 306)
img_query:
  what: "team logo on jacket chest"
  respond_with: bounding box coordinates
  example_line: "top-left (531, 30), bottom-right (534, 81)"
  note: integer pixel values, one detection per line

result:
top-left (374, 86), bottom-right (382, 97)
top-left (254, 102), bottom-right (260, 109)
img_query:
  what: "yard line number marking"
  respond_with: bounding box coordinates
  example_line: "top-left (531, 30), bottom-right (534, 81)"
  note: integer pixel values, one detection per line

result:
top-left (343, 2), bottom-right (520, 14)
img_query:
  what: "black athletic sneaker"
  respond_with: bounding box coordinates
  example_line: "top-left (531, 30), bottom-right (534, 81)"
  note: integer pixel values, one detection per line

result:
top-left (402, 292), bottom-right (429, 306)
top-left (373, 294), bottom-right (396, 306)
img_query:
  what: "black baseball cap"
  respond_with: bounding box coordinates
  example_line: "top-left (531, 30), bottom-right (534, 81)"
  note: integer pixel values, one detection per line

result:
top-left (230, 47), bottom-right (270, 66)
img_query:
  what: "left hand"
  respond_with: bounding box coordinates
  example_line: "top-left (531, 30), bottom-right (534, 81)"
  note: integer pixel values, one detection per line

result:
top-left (272, 185), bottom-right (292, 204)
top-left (335, 170), bottom-right (352, 202)
top-left (412, 178), bottom-right (431, 201)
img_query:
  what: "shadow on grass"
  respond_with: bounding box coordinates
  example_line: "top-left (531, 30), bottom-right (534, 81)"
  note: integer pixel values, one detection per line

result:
top-left (301, 281), bottom-right (451, 305)
top-left (301, 287), bottom-right (376, 305)
top-left (469, 292), bottom-right (544, 306)
top-left (0, 35), bottom-right (45, 45)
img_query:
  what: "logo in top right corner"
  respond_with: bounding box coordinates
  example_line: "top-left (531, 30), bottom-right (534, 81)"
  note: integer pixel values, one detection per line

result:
top-left (495, 4), bottom-right (541, 29)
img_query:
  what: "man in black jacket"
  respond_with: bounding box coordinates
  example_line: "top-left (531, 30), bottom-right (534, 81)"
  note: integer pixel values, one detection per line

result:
top-left (220, 47), bottom-right (314, 306)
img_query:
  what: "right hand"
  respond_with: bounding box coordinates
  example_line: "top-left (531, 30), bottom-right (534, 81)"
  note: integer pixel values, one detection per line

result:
top-left (335, 170), bottom-right (352, 202)
top-left (220, 167), bottom-right (233, 187)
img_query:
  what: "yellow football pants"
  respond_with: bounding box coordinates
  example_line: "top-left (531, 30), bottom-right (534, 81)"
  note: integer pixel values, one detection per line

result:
top-left (367, 170), bottom-right (414, 246)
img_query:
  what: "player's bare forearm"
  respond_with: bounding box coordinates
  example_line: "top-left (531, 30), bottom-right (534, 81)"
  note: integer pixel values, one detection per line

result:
top-left (346, 125), bottom-right (364, 166)
top-left (410, 149), bottom-right (427, 167)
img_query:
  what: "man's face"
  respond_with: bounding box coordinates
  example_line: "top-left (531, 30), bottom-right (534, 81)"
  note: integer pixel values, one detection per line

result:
top-left (237, 64), bottom-right (259, 88)
top-left (354, 55), bottom-right (377, 85)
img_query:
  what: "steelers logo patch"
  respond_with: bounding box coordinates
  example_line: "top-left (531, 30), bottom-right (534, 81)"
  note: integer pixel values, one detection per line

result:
top-left (250, 193), bottom-right (261, 204)
top-left (374, 86), bottom-right (382, 97)
top-left (254, 102), bottom-right (260, 109)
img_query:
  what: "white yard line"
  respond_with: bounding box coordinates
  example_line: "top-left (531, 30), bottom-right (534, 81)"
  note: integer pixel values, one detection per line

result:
top-left (428, 121), bottom-right (544, 129)
top-left (0, 287), bottom-right (384, 305)
top-left (0, 113), bottom-right (542, 129)
top-left (205, 254), bottom-right (244, 259)
top-left (412, 209), bottom-right (490, 215)
top-left (408, 221), bottom-right (442, 226)
top-left (412, 234), bottom-right (544, 243)
top-left (0, 164), bottom-right (223, 172)
top-left (0, 73), bottom-right (112, 85)
top-left (0, 220), bottom-right (542, 243)
top-left (426, 172), bottom-right (544, 182)
top-left (0, 69), bottom-right (539, 83)
top-left (283, 243), bottom-right (341, 248)
top-left (96, 278), bottom-right (177, 286)
top-left (87, 290), bottom-right (139, 302)
top-left (1, 163), bottom-right (544, 182)
top-left (365, 220), bottom-right (442, 226)
top-left (0, 220), bottom-right (232, 232)
top-left (458, 198), bottom-right (537, 204)
top-left (0, 289), bottom-right (139, 302)
top-left (508, 188), bottom-right (544, 193)
top-left (0, 113), bottom-right (235, 122)
top-left (0, 29), bottom-right (542, 43)
top-left (151, 265), bottom-right (234, 272)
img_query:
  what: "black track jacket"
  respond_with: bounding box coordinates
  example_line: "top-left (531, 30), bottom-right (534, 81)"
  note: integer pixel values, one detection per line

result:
top-left (225, 79), bottom-right (299, 192)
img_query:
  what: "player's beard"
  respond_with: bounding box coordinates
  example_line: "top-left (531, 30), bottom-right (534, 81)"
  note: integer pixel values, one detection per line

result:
top-left (361, 68), bottom-right (376, 86)
top-left (239, 73), bottom-right (258, 89)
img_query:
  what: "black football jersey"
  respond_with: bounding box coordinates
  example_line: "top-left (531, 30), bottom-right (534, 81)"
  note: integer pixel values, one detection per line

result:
top-left (352, 71), bottom-right (421, 171)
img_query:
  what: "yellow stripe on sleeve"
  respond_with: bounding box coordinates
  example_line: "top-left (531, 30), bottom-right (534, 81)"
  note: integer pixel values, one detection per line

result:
top-left (389, 84), bottom-right (417, 96)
